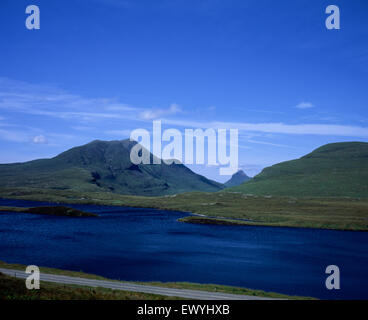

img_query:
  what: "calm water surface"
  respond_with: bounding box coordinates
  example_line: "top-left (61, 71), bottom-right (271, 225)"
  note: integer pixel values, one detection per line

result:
top-left (0, 198), bottom-right (367, 299)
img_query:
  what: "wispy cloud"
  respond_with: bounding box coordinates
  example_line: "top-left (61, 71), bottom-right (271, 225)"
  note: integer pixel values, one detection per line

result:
top-left (246, 139), bottom-right (292, 148)
top-left (0, 128), bottom-right (30, 143)
top-left (295, 102), bottom-right (314, 109)
top-left (139, 103), bottom-right (182, 120)
top-left (81, 0), bottom-right (133, 8)
top-left (0, 78), bottom-right (185, 127)
top-left (105, 129), bottom-right (132, 137)
top-left (161, 118), bottom-right (368, 137)
top-left (0, 126), bottom-right (81, 146)
top-left (2, 77), bottom-right (368, 147)
top-left (0, 77), bottom-right (140, 123)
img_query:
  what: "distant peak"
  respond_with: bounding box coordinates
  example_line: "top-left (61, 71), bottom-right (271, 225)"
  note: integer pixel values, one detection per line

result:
top-left (233, 170), bottom-right (247, 176)
top-left (224, 170), bottom-right (251, 187)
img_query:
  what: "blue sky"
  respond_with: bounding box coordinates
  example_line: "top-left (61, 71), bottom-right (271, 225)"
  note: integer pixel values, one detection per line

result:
top-left (0, 0), bottom-right (368, 182)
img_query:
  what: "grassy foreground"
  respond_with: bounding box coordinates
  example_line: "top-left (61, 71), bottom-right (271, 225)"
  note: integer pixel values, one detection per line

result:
top-left (0, 273), bottom-right (179, 300)
top-left (0, 261), bottom-right (313, 300)
top-left (0, 187), bottom-right (368, 231)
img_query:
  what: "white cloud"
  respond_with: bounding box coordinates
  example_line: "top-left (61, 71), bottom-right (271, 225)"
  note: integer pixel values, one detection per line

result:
top-left (139, 103), bottom-right (181, 120)
top-left (32, 135), bottom-right (47, 144)
top-left (295, 102), bottom-right (314, 109)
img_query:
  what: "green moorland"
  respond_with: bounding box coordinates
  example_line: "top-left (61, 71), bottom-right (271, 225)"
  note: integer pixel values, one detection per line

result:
top-left (229, 142), bottom-right (368, 197)
top-left (0, 187), bottom-right (368, 230)
top-left (0, 205), bottom-right (98, 217)
top-left (0, 261), bottom-right (313, 300)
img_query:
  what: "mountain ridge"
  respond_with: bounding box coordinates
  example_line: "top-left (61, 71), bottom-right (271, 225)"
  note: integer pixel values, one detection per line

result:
top-left (228, 142), bottom-right (368, 197)
top-left (0, 139), bottom-right (224, 196)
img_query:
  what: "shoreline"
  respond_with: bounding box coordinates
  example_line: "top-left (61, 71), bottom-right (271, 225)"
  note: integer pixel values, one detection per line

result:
top-left (177, 215), bottom-right (368, 232)
top-left (0, 205), bottom-right (98, 217)
top-left (0, 187), bottom-right (368, 231)
top-left (1, 196), bottom-right (367, 232)
top-left (0, 260), bottom-right (314, 300)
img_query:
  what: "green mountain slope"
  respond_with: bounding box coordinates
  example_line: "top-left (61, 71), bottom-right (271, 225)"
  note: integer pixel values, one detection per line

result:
top-left (228, 142), bottom-right (368, 197)
top-left (224, 170), bottom-right (251, 187)
top-left (0, 139), bottom-right (223, 196)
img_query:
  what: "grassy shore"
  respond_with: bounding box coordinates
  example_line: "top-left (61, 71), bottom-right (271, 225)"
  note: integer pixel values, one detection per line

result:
top-left (0, 205), bottom-right (98, 217)
top-left (0, 187), bottom-right (368, 231)
top-left (0, 261), bottom-right (313, 300)
top-left (178, 216), bottom-right (257, 226)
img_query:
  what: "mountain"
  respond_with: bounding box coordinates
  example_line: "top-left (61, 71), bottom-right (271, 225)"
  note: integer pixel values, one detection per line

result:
top-left (228, 142), bottom-right (368, 197)
top-left (0, 139), bottom-right (223, 196)
top-left (224, 170), bottom-right (251, 187)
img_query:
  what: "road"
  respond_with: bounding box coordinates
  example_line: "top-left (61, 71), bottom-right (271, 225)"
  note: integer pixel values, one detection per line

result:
top-left (0, 267), bottom-right (276, 300)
